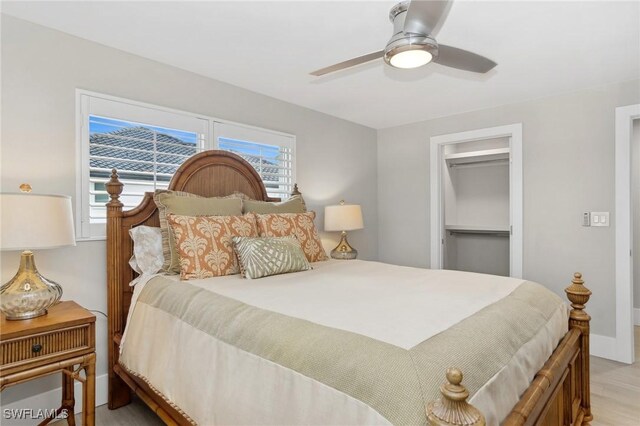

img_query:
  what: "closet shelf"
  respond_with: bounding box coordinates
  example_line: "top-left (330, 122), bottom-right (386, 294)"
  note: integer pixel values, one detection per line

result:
top-left (445, 148), bottom-right (510, 166)
top-left (445, 225), bottom-right (510, 236)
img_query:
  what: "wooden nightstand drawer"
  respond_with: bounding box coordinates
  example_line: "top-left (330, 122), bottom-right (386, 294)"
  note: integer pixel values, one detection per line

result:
top-left (1, 324), bottom-right (92, 370)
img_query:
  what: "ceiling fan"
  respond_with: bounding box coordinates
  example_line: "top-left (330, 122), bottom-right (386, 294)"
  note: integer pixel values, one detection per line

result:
top-left (310, 0), bottom-right (497, 77)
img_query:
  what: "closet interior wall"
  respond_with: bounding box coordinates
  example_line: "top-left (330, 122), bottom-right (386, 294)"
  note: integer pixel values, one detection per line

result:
top-left (443, 138), bottom-right (511, 276)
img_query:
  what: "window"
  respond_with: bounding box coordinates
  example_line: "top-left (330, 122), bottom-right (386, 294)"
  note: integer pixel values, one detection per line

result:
top-left (88, 116), bottom-right (200, 221)
top-left (213, 122), bottom-right (296, 199)
top-left (77, 92), bottom-right (296, 239)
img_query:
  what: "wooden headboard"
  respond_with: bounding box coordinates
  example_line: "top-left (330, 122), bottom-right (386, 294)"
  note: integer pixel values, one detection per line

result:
top-left (104, 150), bottom-right (298, 408)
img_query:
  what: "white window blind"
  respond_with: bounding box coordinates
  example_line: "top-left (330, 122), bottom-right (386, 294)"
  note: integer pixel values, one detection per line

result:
top-left (77, 92), bottom-right (296, 240)
top-left (78, 94), bottom-right (208, 238)
top-left (213, 122), bottom-right (296, 199)
top-left (88, 116), bottom-right (201, 219)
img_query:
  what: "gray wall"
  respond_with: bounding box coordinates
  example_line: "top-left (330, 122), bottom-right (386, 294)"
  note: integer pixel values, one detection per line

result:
top-left (378, 79), bottom-right (640, 337)
top-left (633, 120), bottom-right (640, 310)
top-left (0, 15), bottom-right (378, 404)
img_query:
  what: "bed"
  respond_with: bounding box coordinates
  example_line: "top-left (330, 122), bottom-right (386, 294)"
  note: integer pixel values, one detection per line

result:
top-left (105, 150), bottom-right (593, 425)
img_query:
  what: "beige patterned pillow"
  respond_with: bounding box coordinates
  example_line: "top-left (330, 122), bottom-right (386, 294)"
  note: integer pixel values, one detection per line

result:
top-left (233, 236), bottom-right (311, 279)
top-left (242, 194), bottom-right (306, 214)
top-left (167, 214), bottom-right (258, 280)
top-left (252, 212), bottom-right (328, 262)
top-left (154, 190), bottom-right (247, 273)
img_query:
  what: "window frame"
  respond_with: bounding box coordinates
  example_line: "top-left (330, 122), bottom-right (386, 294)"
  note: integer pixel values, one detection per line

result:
top-left (76, 89), bottom-right (296, 241)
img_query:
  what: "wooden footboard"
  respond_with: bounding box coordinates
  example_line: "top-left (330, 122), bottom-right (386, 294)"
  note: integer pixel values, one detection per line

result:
top-left (426, 273), bottom-right (592, 426)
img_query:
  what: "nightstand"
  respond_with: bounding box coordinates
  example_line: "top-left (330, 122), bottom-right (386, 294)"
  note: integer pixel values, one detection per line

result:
top-left (0, 301), bottom-right (96, 425)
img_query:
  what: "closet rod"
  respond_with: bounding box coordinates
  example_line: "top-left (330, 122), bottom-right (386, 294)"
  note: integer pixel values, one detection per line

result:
top-left (448, 230), bottom-right (510, 237)
top-left (449, 158), bottom-right (509, 168)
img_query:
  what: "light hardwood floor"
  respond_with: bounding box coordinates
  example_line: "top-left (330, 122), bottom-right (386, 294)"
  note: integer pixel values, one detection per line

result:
top-left (58, 327), bottom-right (640, 425)
top-left (590, 326), bottom-right (640, 426)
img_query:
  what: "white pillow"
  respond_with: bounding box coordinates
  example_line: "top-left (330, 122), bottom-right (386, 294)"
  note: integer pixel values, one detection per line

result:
top-left (129, 226), bottom-right (163, 285)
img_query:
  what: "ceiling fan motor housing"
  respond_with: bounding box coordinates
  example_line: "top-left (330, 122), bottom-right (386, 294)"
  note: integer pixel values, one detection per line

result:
top-left (384, 1), bottom-right (439, 67)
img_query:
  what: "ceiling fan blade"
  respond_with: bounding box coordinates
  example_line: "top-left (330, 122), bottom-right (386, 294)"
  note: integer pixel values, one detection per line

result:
top-left (403, 0), bottom-right (453, 36)
top-left (310, 50), bottom-right (384, 76)
top-left (434, 44), bottom-right (497, 73)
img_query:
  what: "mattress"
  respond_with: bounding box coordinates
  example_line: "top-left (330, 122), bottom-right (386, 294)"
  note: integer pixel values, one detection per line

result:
top-left (120, 260), bottom-right (568, 425)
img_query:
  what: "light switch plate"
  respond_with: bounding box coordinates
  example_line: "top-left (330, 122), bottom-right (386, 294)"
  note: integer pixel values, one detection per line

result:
top-left (582, 212), bottom-right (591, 227)
top-left (590, 212), bottom-right (610, 227)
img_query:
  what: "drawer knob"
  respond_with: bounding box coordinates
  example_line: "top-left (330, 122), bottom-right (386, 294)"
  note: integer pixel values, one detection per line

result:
top-left (32, 343), bottom-right (42, 353)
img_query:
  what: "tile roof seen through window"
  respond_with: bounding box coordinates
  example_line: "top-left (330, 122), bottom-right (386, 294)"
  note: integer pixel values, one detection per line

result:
top-left (90, 126), bottom-right (196, 178)
top-left (90, 126), bottom-right (280, 181)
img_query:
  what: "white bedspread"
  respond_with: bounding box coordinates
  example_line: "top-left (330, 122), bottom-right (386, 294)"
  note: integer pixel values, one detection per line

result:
top-left (176, 260), bottom-right (523, 348)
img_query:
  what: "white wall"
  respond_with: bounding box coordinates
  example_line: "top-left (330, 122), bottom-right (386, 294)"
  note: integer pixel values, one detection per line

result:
top-left (378, 79), bottom-right (640, 337)
top-left (0, 15), bottom-right (378, 406)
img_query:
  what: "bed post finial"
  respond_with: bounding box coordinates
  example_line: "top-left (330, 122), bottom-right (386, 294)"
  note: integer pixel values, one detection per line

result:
top-left (426, 367), bottom-right (486, 426)
top-left (291, 183), bottom-right (301, 197)
top-left (106, 168), bottom-right (124, 207)
top-left (565, 272), bottom-right (591, 316)
top-left (564, 272), bottom-right (592, 422)
top-left (290, 184), bottom-right (306, 210)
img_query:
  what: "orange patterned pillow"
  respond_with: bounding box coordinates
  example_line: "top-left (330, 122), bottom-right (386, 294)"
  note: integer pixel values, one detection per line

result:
top-left (252, 212), bottom-right (328, 262)
top-left (167, 214), bottom-right (258, 279)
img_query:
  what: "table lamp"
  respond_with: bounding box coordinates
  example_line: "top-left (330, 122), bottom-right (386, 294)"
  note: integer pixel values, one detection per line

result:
top-left (0, 186), bottom-right (76, 320)
top-left (324, 200), bottom-right (364, 260)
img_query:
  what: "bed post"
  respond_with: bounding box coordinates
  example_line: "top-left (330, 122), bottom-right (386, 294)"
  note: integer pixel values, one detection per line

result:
top-left (425, 367), bottom-right (485, 426)
top-left (291, 183), bottom-right (307, 212)
top-left (428, 273), bottom-right (593, 426)
top-left (565, 272), bottom-right (592, 423)
top-left (106, 169), bottom-right (132, 409)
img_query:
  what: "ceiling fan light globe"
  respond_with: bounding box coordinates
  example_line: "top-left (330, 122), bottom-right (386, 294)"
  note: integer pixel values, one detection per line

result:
top-left (383, 34), bottom-right (438, 69)
top-left (389, 49), bottom-right (433, 69)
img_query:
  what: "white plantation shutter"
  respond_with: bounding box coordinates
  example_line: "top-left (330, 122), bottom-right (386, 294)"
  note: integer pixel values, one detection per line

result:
top-left (88, 116), bottom-right (201, 220)
top-left (77, 92), bottom-right (296, 240)
top-left (214, 122), bottom-right (296, 199)
top-left (78, 94), bottom-right (208, 238)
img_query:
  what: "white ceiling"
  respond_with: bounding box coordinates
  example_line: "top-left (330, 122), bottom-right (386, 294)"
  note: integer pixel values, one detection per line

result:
top-left (3, 1), bottom-right (639, 129)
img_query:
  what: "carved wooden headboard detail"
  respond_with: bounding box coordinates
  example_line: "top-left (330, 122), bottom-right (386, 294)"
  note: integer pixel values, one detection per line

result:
top-left (105, 150), bottom-right (299, 408)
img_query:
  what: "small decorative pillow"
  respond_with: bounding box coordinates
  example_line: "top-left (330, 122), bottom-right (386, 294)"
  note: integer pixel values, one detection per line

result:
top-left (167, 214), bottom-right (258, 280)
top-left (242, 194), bottom-right (307, 214)
top-left (252, 211), bottom-right (328, 262)
top-left (128, 226), bottom-right (164, 284)
top-left (233, 236), bottom-right (311, 279)
top-left (154, 190), bottom-right (245, 274)
top-left (227, 191), bottom-right (254, 201)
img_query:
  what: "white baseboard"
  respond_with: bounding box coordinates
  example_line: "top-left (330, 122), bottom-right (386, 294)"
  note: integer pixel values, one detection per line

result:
top-left (589, 333), bottom-right (619, 360)
top-left (634, 308), bottom-right (640, 326)
top-left (1, 374), bottom-right (107, 425)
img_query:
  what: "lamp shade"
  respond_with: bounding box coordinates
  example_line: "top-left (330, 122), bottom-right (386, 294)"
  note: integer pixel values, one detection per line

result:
top-left (0, 193), bottom-right (76, 251)
top-left (324, 203), bottom-right (364, 232)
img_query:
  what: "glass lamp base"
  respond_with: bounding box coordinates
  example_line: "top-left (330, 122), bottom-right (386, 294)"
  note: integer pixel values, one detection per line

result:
top-left (0, 251), bottom-right (62, 321)
top-left (4, 309), bottom-right (48, 321)
top-left (330, 231), bottom-right (358, 260)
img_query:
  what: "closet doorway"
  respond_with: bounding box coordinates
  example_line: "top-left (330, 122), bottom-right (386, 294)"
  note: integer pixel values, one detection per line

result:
top-left (430, 124), bottom-right (523, 278)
